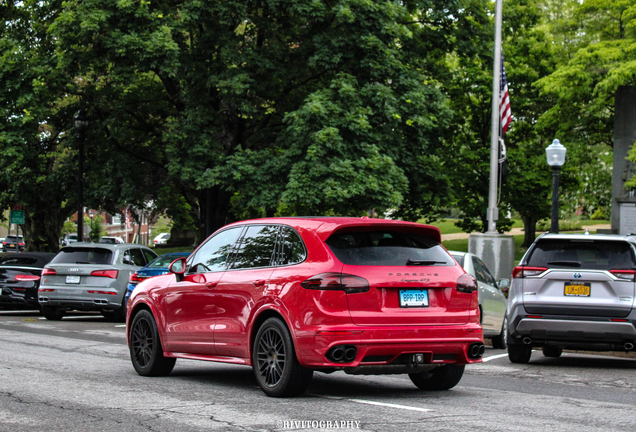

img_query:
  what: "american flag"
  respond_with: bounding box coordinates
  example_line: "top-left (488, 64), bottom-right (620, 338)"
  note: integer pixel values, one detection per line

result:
top-left (500, 54), bottom-right (511, 134)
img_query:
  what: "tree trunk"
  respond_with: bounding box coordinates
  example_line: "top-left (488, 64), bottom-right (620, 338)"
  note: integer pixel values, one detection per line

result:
top-left (23, 204), bottom-right (70, 253)
top-left (520, 214), bottom-right (537, 248)
top-left (196, 185), bottom-right (232, 246)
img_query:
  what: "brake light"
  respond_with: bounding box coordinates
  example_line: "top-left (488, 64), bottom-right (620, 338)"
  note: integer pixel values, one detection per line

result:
top-left (610, 270), bottom-right (636, 281)
top-left (39, 288), bottom-right (54, 292)
top-left (87, 290), bottom-right (117, 295)
top-left (42, 268), bottom-right (56, 276)
top-left (456, 273), bottom-right (478, 293)
top-left (14, 275), bottom-right (40, 282)
top-left (129, 272), bottom-right (146, 283)
top-left (512, 266), bottom-right (547, 278)
top-left (301, 273), bottom-right (369, 294)
top-left (90, 270), bottom-right (119, 279)
top-left (18, 242), bottom-right (25, 246)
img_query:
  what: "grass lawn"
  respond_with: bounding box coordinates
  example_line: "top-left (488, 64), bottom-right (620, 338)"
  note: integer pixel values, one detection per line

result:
top-left (420, 218), bottom-right (524, 235)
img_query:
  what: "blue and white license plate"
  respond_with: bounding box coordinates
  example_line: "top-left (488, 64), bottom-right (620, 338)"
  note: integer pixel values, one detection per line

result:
top-left (399, 289), bottom-right (429, 307)
top-left (66, 275), bottom-right (80, 284)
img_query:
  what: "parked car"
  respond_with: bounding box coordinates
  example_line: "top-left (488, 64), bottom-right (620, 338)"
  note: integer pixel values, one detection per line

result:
top-left (39, 243), bottom-right (157, 322)
top-left (127, 217), bottom-right (484, 397)
top-left (448, 251), bottom-right (509, 349)
top-left (0, 253), bottom-right (56, 309)
top-left (2, 235), bottom-right (26, 253)
top-left (153, 232), bottom-right (170, 246)
top-left (507, 232), bottom-right (636, 363)
top-left (125, 252), bottom-right (191, 305)
top-left (61, 234), bottom-right (78, 247)
top-left (98, 236), bottom-right (125, 244)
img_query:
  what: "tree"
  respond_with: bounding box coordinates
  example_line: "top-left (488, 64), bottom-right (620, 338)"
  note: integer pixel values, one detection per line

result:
top-left (49, 0), bottom-right (489, 242)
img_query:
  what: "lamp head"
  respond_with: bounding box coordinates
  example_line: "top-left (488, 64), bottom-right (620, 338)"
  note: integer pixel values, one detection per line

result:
top-left (546, 139), bottom-right (566, 167)
top-left (74, 110), bottom-right (90, 132)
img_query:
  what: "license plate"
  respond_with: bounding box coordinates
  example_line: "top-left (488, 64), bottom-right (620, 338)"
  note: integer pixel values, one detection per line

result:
top-left (66, 275), bottom-right (80, 284)
top-left (564, 282), bottom-right (590, 296)
top-left (399, 289), bottom-right (429, 307)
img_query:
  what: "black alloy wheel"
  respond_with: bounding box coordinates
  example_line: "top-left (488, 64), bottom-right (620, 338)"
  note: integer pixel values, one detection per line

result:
top-left (409, 364), bottom-right (465, 391)
top-left (129, 309), bottom-right (175, 376)
top-left (252, 317), bottom-right (313, 397)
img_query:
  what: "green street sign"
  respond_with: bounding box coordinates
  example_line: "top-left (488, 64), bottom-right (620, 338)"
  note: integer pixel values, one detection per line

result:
top-left (10, 210), bottom-right (24, 225)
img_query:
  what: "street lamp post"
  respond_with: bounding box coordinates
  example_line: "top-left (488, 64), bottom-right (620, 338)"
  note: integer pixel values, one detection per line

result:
top-left (74, 110), bottom-right (90, 242)
top-left (546, 139), bottom-right (567, 233)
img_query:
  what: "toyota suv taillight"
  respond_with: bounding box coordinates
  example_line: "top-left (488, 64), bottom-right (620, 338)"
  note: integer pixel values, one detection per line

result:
top-left (512, 266), bottom-right (547, 278)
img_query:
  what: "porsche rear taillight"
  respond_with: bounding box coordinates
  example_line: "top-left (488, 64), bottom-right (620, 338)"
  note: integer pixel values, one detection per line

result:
top-left (456, 273), bottom-right (478, 293)
top-left (512, 266), bottom-right (547, 278)
top-left (301, 273), bottom-right (369, 294)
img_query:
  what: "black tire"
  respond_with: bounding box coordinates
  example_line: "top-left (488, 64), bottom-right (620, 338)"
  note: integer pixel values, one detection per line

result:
top-left (409, 364), bottom-right (465, 391)
top-left (129, 309), bottom-right (176, 376)
top-left (113, 297), bottom-right (127, 323)
top-left (491, 317), bottom-right (508, 349)
top-left (41, 306), bottom-right (65, 321)
top-left (252, 317), bottom-right (313, 397)
top-left (508, 344), bottom-right (532, 364)
top-left (542, 346), bottom-right (562, 358)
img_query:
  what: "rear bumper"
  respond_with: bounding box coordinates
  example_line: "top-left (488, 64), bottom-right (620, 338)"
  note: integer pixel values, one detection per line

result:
top-left (295, 323), bottom-right (484, 370)
top-left (508, 304), bottom-right (636, 347)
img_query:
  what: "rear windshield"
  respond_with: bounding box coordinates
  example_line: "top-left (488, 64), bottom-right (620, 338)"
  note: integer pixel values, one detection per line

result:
top-left (326, 230), bottom-right (453, 266)
top-left (526, 239), bottom-right (636, 270)
top-left (50, 248), bottom-right (114, 265)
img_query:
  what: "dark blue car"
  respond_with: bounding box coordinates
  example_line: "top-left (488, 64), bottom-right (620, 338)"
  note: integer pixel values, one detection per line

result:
top-left (125, 252), bottom-right (190, 305)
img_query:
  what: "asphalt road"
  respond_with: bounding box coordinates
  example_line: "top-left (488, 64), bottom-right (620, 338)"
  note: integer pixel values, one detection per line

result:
top-left (0, 310), bottom-right (635, 432)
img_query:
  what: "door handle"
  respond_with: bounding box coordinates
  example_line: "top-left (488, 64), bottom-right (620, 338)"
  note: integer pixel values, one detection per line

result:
top-left (206, 281), bottom-right (217, 288)
top-left (252, 280), bottom-right (266, 287)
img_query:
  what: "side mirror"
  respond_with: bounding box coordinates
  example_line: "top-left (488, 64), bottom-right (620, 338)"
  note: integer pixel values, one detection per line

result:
top-left (497, 278), bottom-right (510, 289)
top-left (170, 257), bottom-right (187, 282)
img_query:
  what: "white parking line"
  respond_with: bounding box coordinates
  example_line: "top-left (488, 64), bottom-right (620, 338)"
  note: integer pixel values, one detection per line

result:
top-left (481, 353), bottom-right (509, 362)
top-left (114, 324), bottom-right (126, 328)
top-left (314, 395), bottom-right (432, 412)
top-left (37, 316), bottom-right (101, 320)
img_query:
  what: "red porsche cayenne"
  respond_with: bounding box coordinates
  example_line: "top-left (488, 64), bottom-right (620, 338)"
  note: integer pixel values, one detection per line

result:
top-left (127, 217), bottom-right (483, 397)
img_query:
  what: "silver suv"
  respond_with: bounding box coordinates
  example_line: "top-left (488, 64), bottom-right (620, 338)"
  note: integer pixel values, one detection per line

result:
top-left (39, 243), bottom-right (157, 322)
top-left (507, 233), bottom-right (636, 363)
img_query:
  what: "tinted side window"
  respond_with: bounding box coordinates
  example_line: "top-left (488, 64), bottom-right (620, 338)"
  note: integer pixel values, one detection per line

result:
top-left (142, 249), bottom-right (158, 264)
top-left (188, 227), bottom-right (242, 273)
top-left (472, 256), bottom-right (496, 286)
top-left (125, 248), bottom-right (146, 266)
top-left (231, 225), bottom-right (280, 269)
top-left (277, 227), bottom-right (307, 266)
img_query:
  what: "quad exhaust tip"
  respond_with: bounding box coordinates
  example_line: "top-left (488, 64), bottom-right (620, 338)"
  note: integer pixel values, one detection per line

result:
top-left (523, 337), bottom-right (533, 345)
top-left (625, 342), bottom-right (634, 351)
top-left (327, 345), bottom-right (357, 363)
top-left (468, 343), bottom-right (485, 359)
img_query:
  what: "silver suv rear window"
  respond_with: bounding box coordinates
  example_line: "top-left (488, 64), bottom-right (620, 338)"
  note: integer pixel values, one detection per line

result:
top-left (326, 230), bottom-right (453, 266)
top-left (50, 248), bottom-right (114, 265)
top-left (526, 239), bottom-right (635, 270)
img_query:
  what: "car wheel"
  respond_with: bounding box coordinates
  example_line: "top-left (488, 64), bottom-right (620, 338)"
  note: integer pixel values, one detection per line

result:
top-left (542, 346), bottom-right (563, 358)
top-left (409, 364), bottom-right (465, 391)
top-left (113, 296), bottom-right (128, 323)
top-left (508, 344), bottom-right (532, 363)
top-left (491, 317), bottom-right (508, 349)
top-left (41, 306), bottom-right (65, 321)
top-left (129, 309), bottom-right (176, 376)
top-left (252, 317), bottom-right (313, 398)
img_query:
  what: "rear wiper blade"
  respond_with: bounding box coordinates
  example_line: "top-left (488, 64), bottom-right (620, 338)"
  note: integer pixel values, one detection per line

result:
top-left (406, 259), bottom-right (447, 266)
top-left (547, 261), bottom-right (581, 267)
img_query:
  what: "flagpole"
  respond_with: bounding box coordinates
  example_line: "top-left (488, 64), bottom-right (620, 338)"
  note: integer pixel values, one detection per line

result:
top-left (487, 0), bottom-right (503, 234)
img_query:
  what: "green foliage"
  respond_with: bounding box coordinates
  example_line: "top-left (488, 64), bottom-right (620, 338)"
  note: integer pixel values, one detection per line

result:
top-left (87, 216), bottom-right (104, 242)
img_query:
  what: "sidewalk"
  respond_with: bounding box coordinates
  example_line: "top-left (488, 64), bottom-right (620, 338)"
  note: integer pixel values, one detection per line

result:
top-left (441, 224), bottom-right (612, 242)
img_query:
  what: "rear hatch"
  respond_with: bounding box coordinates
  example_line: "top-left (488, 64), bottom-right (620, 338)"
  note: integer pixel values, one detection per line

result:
top-left (521, 238), bottom-right (635, 317)
top-left (41, 247), bottom-right (122, 298)
top-left (325, 228), bottom-right (473, 326)
top-left (0, 267), bottom-right (43, 299)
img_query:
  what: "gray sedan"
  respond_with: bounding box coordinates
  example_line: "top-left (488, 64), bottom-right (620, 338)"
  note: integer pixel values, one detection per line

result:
top-left (39, 243), bottom-right (157, 321)
top-left (449, 251), bottom-right (509, 348)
